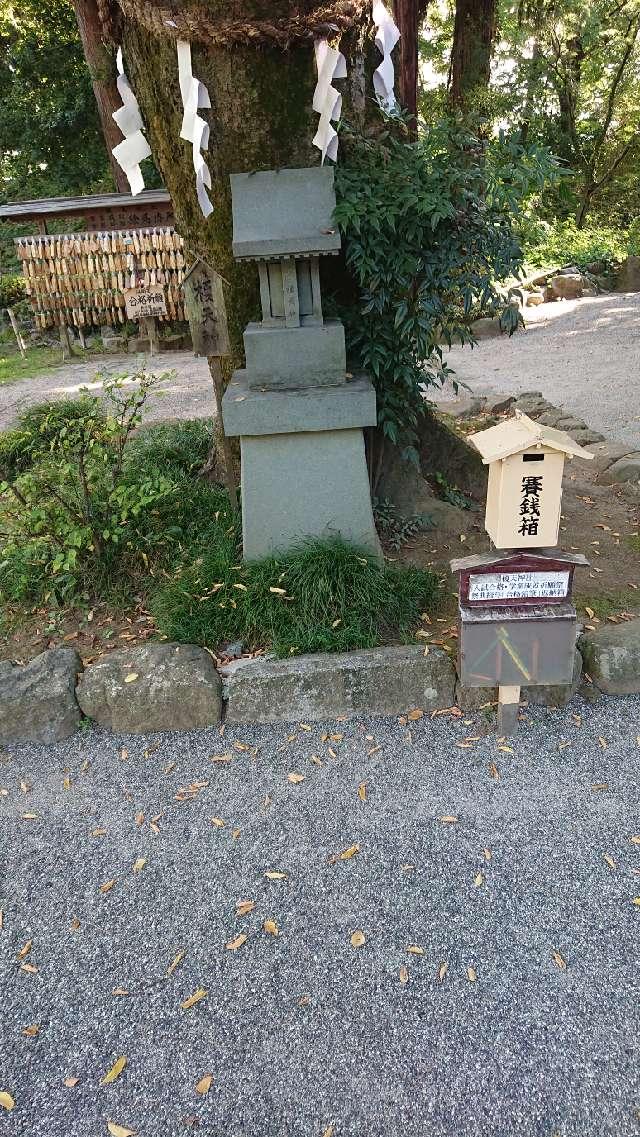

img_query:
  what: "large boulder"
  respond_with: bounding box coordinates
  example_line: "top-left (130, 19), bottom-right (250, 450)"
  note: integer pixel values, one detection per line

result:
top-left (598, 454), bottom-right (640, 485)
top-left (615, 255), bottom-right (640, 293)
top-left (0, 648), bottom-right (83, 745)
top-left (226, 645), bottom-right (456, 723)
top-left (77, 643), bottom-right (222, 733)
top-left (579, 620), bottom-right (640, 695)
top-left (549, 273), bottom-right (585, 300)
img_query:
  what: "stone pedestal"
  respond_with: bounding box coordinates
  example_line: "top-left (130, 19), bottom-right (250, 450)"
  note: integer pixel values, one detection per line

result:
top-left (222, 371), bottom-right (381, 561)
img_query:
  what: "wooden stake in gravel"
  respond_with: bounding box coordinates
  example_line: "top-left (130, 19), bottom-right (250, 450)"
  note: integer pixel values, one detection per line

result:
top-left (208, 355), bottom-right (238, 513)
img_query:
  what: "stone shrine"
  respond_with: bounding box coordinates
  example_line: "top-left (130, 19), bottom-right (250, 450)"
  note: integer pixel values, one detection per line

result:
top-left (222, 167), bottom-right (381, 561)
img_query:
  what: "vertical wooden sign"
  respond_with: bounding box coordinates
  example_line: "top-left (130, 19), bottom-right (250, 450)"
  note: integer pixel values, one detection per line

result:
top-left (182, 258), bottom-right (237, 511)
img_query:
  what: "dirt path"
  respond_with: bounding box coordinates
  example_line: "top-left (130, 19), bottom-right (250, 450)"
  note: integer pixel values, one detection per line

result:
top-left (2, 293), bottom-right (639, 447)
top-left (0, 350), bottom-right (213, 430)
top-left (439, 292), bottom-right (640, 450)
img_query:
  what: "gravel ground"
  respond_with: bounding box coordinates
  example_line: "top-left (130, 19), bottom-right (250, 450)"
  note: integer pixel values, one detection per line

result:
top-left (440, 292), bottom-right (640, 450)
top-left (1, 695), bottom-right (639, 1137)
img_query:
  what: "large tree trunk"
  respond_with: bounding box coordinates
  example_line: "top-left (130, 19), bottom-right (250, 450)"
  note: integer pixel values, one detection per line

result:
top-left (118, 2), bottom-right (373, 358)
top-left (72, 0), bottom-right (130, 192)
top-left (450, 0), bottom-right (497, 105)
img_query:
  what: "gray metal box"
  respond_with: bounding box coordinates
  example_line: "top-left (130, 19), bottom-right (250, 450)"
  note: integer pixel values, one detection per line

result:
top-left (459, 602), bottom-right (577, 687)
top-left (231, 168), bottom-right (341, 261)
top-left (243, 318), bottom-right (346, 390)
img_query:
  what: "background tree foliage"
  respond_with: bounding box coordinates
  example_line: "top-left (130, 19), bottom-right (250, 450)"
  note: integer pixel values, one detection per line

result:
top-left (0, 0), bottom-right (112, 203)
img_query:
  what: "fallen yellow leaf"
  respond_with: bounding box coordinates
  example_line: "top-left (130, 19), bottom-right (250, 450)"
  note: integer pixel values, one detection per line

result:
top-left (269, 587), bottom-right (286, 595)
top-left (107, 1123), bottom-right (136, 1137)
top-left (350, 930), bottom-right (365, 948)
top-left (181, 988), bottom-right (208, 1009)
top-left (598, 737), bottom-right (608, 749)
top-left (467, 966), bottom-right (477, 982)
top-left (166, 950), bottom-right (185, 976)
top-left (407, 709), bottom-right (424, 721)
top-left (265, 871), bottom-right (287, 880)
top-left (195, 1074), bottom-right (213, 1095)
top-left (484, 848), bottom-right (492, 861)
top-left (210, 817), bottom-right (225, 828)
top-left (437, 961), bottom-right (448, 982)
top-left (23, 1024), bottom-right (40, 1038)
top-left (407, 945), bottom-right (424, 956)
top-left (236, 900), bottom-right (255, 917)
top-left (210, 753), bottom-right (232, 763)
top-left (474, 872), bottom-right (484, 887)
top-left (632, 898), bottom-right (640, 906)
top-left (585, 606), bottom-right (595, 619)
top-left (498, 745), bottom-right (513, 754)
top-left (263, 919), bottom-right (279, 937)
top-left (488, 762), bottom-right (500, 780)
top-left (440, 816), bottom-right (458, 824)
top-left (101, 1056), bottom-right (127, 1085)
top-left (630, 835), bottom-right (640, 844)
top-left (112, 988), bottom-right (129, 996)
top-left (399, 965), bottom-right (409, 984)
top-left (358, 782), bottom-right (367, 802)
top-left (552, 950), bottom-right (567, 970)
top-left (124, 673), bottom-right (138, 684)
top-left (603, 854), bottom-right (616, 870)
top-left (100, 880), bottom-right (116, 894)
top-left (322, 1125), bottom-right (335, 1137)
top-left (70, 916), bottom-right (81, 932)
top-left (0, 1092), bottom-right (15, 1111)
top-left (63, 1077), bottom-right (79, 1088)
top-left (287, 773), bottom-right (305, 784)
top-left (17, 939), bottom-right (32, 960)
top-left (132, 858), bottom-right (146, 874)
top-left (225, 934), bottom-right (247, 951)
top-left (339, 844), bottom-right (360, 860)
top-left (20, 962), bottom-right (38, 974)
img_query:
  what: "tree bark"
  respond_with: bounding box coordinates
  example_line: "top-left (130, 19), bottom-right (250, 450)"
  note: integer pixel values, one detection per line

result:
top-left (72, 0), bottom-right (131, 193)
top-left (450, 0), bottom-right (497, 105)
top-left (121, 3), bottom-right (373, 362)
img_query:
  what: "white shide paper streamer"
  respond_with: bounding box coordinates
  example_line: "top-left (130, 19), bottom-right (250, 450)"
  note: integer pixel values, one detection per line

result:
top-left (177, 40), bottom-right (213, 219)
top-left (312, 38), bottom-right (347, 164)
top-left (372, 1), bottom-right (401, 112)
top-left (111, 47), bottom-right (152, 196)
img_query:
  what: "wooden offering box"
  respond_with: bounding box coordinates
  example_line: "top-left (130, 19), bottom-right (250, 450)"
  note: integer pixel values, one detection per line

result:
top-left (451, 549), bottom-right (588, 688)
top-left (468, 411), bottom-right (594, 549)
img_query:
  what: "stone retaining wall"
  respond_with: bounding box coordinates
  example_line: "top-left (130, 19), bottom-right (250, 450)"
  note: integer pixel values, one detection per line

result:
top-left (2, 621), bottom-right (639, 743)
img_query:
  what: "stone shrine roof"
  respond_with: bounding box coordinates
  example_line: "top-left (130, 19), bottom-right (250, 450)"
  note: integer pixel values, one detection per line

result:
top-left (230, 167), bottom-right (341, 261)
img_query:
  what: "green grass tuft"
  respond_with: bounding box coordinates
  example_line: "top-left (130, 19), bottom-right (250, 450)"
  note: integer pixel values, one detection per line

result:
top-left (151, 536), bottom-right (439, 658)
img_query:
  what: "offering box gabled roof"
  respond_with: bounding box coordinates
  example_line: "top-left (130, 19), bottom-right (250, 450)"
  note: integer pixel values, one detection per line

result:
top-left (468, 410), bottom-right (595, 463)
top-left (230, 167), bottom-right (342, 261)
top-left (450, 549), bottom-right (590, 574)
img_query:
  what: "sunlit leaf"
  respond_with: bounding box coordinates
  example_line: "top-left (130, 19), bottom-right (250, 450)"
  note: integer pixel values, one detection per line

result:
top-left (181, 988), bottom-right (208, 1009)
top-left (263, 919), bottom-right (279, 937)
top-left (132, 858), bottom-right (146, 874)
top-left (0, 1092), bottom-right (15, 1111)
top-left (195, 1074), bottom-right (213, 1095)
top-left (107, 1123), bottom-right (136, 1137)
top-left (225, 934), bottom-right (247, 951)
top-left (101, 1056), bottom-right (127, 1085)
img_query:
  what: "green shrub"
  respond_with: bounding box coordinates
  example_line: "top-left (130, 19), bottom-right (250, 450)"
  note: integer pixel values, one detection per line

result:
top-left (523, 219), bottom-right (629, 272)
top-left (151, 536), bottom-right (438, 658)
top-left (0, 274), bottom-right (27, 309)
top-left (127, 419), bottom-right (214, 478)
top-left (0, 375), bottom-right (231, 603)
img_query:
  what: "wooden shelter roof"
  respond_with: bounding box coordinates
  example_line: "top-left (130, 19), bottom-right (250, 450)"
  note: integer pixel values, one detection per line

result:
top-left (0, 189), bottom-right (172, 222)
